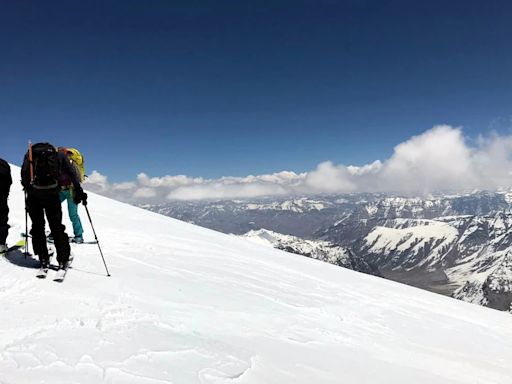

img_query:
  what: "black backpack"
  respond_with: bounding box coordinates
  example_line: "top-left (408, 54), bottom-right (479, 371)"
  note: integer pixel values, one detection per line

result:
top-left (28, 143), bottom-right (60, 189)
top-left (0, 158), bottom-right (11, 186)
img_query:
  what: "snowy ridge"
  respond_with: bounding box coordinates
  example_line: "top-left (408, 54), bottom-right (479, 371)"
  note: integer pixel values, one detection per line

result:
top-left (1, 166), bottom-right (511, 382)
top-left (454, 252), bottom-right (512, 311)
top-left (242, 229), bottom-right (378, 275)
top-left (244, 198), bottom-right (333, 212)
top-left (356, 193), bottom-right (512, 219)
top-left (317, 210), bottom-right (512, 311)
top-left (363, 220), bottom-right (458, 268)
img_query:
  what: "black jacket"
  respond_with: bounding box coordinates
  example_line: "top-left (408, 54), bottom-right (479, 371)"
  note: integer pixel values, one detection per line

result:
top-left (0, 159), bottom-right (12, 187)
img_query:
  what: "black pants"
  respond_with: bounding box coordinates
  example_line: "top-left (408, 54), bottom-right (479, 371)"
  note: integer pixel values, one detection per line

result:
top-left (27, 189), bottom-right (70, 264)
top-left (0, 185), bottom-right (9, 245)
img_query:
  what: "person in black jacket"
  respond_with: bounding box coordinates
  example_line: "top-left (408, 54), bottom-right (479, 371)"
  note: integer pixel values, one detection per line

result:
top-left (21, 143), bottom-right (86, 270)
top-left (0, 159), bottom-right (12, 253)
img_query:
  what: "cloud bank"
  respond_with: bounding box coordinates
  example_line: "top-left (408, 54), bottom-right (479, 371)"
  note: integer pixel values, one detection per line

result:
top-left (84, 125), bottom-right (512, 202)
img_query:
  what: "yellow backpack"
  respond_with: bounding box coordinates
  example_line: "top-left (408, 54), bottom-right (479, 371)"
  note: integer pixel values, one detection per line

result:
top-left (60, 147), bottom-right (86, 182)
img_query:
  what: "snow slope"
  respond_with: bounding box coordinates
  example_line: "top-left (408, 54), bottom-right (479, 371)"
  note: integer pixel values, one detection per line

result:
top-left (241, 229), bottom-right (378, 275)
top-left (1, 166), bottom-right (512, 384)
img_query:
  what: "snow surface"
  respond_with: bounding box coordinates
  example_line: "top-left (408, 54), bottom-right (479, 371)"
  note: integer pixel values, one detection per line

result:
top-left (240, 229), bottom-right (282, 247)
top-left (1, 166), bottom-right (512, 383)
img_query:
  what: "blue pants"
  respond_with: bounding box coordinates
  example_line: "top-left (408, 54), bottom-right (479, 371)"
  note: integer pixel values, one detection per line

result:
top-left (60, 189), bottom-right (83, 238)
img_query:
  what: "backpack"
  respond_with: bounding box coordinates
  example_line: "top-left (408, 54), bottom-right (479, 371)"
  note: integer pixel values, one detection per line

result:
top-left (59, 147), bottom-right (85, 182)
top-left (0, 159), bottom-right (12, 186)
top-left (28, 143), bottom-right (60, 189)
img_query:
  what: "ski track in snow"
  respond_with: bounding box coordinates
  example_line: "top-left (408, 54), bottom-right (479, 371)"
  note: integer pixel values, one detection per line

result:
top-left (0, 166), bottom-right (511, 383)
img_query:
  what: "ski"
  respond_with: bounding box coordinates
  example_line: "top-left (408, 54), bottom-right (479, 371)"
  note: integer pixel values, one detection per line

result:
top-left (0, 239), bottom-right (27, 255)
top-left (53, 257), bottom-right (73, 283)
top-left (54, 264), bottom-right (70, 282)
top-left (36, 267), bottom-right (49, 279)
top-left (35, 250), bottom-right (55, 279)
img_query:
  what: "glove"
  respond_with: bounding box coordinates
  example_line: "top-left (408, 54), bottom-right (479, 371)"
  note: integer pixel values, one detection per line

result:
top-left (73, 188), bottom-right (87, 205)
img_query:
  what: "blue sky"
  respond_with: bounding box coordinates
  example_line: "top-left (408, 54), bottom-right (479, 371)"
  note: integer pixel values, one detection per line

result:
top-left (1, 0), bottom-right (511, 182)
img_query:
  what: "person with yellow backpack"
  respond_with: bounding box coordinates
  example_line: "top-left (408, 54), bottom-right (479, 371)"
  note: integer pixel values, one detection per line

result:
top-left (56, 147), bottom-right (87, 243)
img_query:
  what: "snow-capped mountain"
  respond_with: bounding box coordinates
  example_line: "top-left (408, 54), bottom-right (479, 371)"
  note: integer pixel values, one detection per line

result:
top-left (242, 229), bottom-right (379, 276)
top-left (242, 197), bottom-right (335, 212)
top-left (352, 192), bottom-right (510, 219)
top-left (361, 219), bottom-right (458, 269)
top-left (454, 251), bottom-right (512, 312)
top-left (331, 213), bottom-right (512, 311)
top-left (3, 165), bottom-right (512, 383)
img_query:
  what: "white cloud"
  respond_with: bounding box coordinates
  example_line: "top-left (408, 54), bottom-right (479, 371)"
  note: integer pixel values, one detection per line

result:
top-left (113, 182), bottom-right (136, 190)
top-left (472, 133), bottom-right (512, 188)
top-left (85, 171), bottom-right (109, 192)
top-left (304, 161), bottom-right (356, 193)
top-left (167, 182), bottom-right (289, 201)
top-left (376, 125), bottom-right (478, 193)
top-left (347, 160), bottom-right (383, 176)
top-left (133, 187), bottom-right (157, 198)
top-left (83, 125), bottom-right (512, 202)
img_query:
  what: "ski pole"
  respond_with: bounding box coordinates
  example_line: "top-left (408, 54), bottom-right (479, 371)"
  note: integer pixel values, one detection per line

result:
top-left (24, 191), bottom-right (29, 258)
top-left (25, 140), bottom-right (33, 258)
top-left (28, 140), bottom-right (34, 183)
top-left (83, 202), bottom-right (111, 276)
